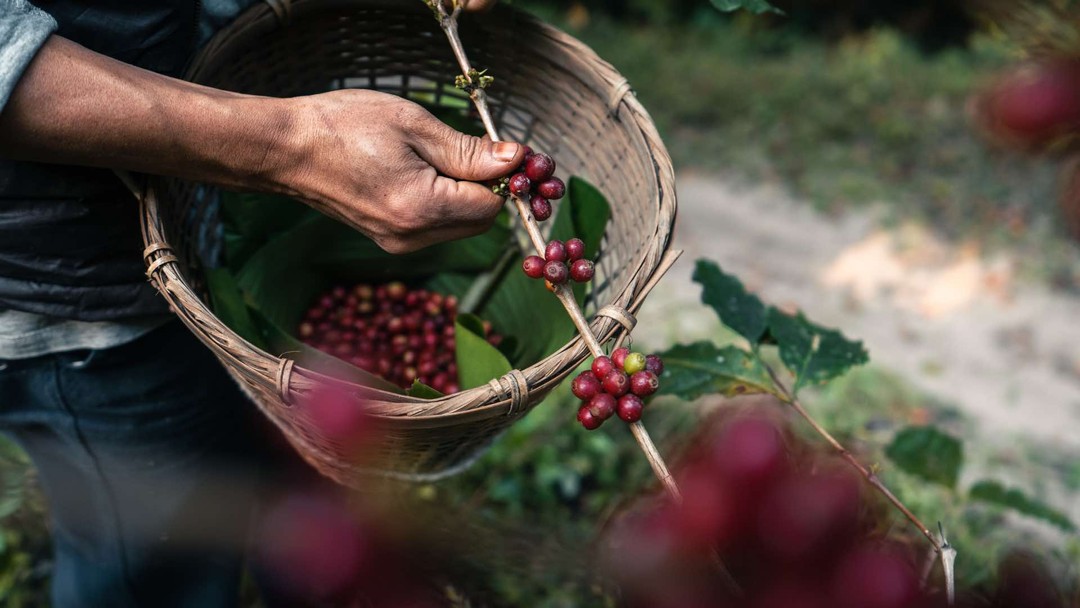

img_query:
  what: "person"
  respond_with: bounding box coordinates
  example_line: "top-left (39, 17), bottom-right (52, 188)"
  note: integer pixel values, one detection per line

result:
top-left (0, 0), bottom-right (518, 606)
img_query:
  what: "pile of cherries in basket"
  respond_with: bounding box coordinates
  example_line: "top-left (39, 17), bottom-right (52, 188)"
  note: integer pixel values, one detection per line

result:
top-left (571, 347), bottom-right (663, 429)
top-left (298, 282), bottom-right (501, 393)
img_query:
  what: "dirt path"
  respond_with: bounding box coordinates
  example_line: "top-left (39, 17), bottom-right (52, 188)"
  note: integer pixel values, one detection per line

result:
top-left (635, 174), bottom-right (1080, 453)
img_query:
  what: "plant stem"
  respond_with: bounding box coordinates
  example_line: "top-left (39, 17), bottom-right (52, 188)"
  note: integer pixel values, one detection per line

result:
top-left (761, 361), bottom-right (942, 552)
top-left (427, 2), bottom-right (745, 594)
top-left (427, 0), bottom-right (746, 581)
top-left (429, 0), bottom-right (671, 483)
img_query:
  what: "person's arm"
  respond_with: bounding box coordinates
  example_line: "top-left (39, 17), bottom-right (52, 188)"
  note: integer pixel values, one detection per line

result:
top-left (0, 3), bottom-right (521, 254)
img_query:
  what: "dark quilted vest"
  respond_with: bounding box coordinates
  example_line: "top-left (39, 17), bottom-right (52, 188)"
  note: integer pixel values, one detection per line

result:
top-left (0, 1), bottom-right (243, 320)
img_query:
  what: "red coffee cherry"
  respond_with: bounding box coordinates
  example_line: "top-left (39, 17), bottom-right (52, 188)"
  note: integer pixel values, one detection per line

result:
top-left (530, 195), bottom-right (552, 221)
top-left (565, 238), bottom-right (585, 262)
top-left (537, 177), bottom-right (565, 200)
top-left (522, 255), bottom-right (545, 279)
top-left (543, 260), bottom-right (569, 284)
top-left (616, 394), bottom-right (644, 422)
top-left (524, 153), bottom-right (556, 182)
top-left (591, 356), bottom-right (615, 379)
top-left (571, 371), bottom-right (602, 401)
top-left (611, 347), bottom-right (630, 370)
top-left (629, 371), bottom-right (659, 396)
top-left (508, 173), bottom-right (532, 196)
top-left (569, 259), bottom-right (594, 283)
top-left (602, 370), bottom-right (630, 397)
top-left (644, 354), bottom-right (664, 376)
top-left (545, 240), bottom-right (568, 263)
top-left (588, 393), bottom-right (617, 421)
top-left (577, 405), bottom-right (602, 430)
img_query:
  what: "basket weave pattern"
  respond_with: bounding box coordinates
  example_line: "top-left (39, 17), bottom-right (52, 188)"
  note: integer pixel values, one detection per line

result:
top-left (138, 0), bottom-right (677, 484)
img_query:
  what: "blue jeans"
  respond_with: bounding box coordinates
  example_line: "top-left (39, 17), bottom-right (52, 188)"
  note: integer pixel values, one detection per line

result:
top-left (0, 320), bottom-right (286, 607)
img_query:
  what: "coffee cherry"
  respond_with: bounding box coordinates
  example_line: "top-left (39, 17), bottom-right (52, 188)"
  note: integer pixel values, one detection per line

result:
top-left (830, 546), bottom-right (919, 608)
top-left (572, 371), bottom-right (602, 401)
top-left (386, 281), bottom-right (407, 301)
top-left (603, 370), bottom-right (630, 397)
top-left (530, 195), bottom-right (552, 221)
top-left (299, 322), bottom-right (315, 339)
top-left (545, 240), bottom-right (567, 263)
top-left (713, 417), bottom-right (789, 488)
top-left (589, 393), bottom-right (617, 421)
top-left (524, 153), bottom-right (556, 182)
top-left (569, 259), bottom-right (594, 283)
top-left (543, 260), bottom-right (569, 284)
top-left (623, 352), bottom-right (647, 374)
top-left (630, 370), bottom-right (659, 397)
top-left (617, 394), bottom-right (644, 422)
top-left (591, 356), bottom-right (615, 379)
top-left (644, 354), bottom-right (664, 376)
top-left (522, 255), bottom-right (545, 279)
top-left (565, 238), bottom-right (585, 262)
top-left (577, 405), bottom-right (602, 430)
top-left (537, 177), bottom-right (565, 200)
top-left (611, 347), bottom-right (630, 370)
top-left (508, 173), bottom-right (531, 196)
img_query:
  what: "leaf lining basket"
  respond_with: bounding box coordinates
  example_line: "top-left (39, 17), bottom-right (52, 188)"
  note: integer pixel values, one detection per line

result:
top-left (137, 0), bottom-right (678, 484)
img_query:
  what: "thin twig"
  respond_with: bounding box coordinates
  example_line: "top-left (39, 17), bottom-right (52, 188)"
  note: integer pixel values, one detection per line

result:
top-left (761, 361), bottom-right (943, 552)
top-left (939, 523), bottom-right (957, 605)
top-left (426, 0), bottom-right (744, 593)
top-left (428, 0), bottom-right (667, 478)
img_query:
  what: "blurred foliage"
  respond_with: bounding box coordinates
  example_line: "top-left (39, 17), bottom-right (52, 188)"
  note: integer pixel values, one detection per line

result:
top-left (523, 4), bottom-right (1080, 289)
top-left (0, 437), bottom-right (50, 607)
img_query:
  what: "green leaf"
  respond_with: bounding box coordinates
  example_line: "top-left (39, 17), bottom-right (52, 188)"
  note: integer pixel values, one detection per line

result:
top-left (969, 480), bottom-right (1076, 532)
top-left (203, 266), bottom-right (267, 349)
top-left (407, 380), bottom-right (444, 399)
top-left (455, 313), bottom-right (513, 391)
top-left (710, 0), bottom-right (784, 15)
top-left (566, 177), bottom-right (611, 261)
top-left (766, 307), bottom-right (868, 391)
top-left (219, 191), bottom-right (314, 269)
top-left (657, 341), bottom-right (780, 400)
top-left (885, 426), bottom-right (963, 489)
top-left (692, 260), bottom-right (768, 345)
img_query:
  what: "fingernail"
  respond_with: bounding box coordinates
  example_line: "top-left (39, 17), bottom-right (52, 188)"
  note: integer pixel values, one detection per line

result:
top-left (492, 142), bottom-right (520, 162)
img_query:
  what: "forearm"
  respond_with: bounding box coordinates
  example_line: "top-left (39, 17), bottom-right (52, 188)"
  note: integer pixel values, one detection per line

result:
top-left (0, 36), bottom-right (294, 192)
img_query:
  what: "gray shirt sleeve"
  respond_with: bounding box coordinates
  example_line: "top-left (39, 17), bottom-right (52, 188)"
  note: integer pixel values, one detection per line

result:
top-left (0, 0), bottom-right (57, 112)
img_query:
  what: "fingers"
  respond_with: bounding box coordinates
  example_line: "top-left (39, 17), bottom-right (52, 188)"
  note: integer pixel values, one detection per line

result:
top-left (409, 114), bottom-right (525, 182)
top-left (442, 0), bottom-right (497, 12)
top-left (372, 173), bottom-right (503, 254)
top-left (432, 174), bottom-right (505, 222)
top-left (462, 0), bottom-right (497, 11)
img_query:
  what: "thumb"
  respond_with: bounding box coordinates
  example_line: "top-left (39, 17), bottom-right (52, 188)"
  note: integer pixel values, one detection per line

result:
top-left (411, 121), bottom-right (526, 181)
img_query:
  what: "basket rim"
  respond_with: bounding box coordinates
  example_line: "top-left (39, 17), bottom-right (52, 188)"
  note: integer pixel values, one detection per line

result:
top-left (137, 0), bottom-right (679, 422)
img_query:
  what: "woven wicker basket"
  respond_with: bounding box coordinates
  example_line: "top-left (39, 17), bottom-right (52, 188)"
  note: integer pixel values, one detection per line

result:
top-left (136, 0), bottom-right (678, 485)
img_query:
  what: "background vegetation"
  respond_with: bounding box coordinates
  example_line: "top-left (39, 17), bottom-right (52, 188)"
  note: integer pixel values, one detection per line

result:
top-left (3, 1), bottom-right (1079, 606)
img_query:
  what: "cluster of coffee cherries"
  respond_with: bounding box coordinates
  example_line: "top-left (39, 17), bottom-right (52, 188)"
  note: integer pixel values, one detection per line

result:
top-left (521, 237), bottom-right (595, 287)
top-left (504, 147), bottom-right (566, 222)
top-left (606, 414), bottom-right (936, 608)
top-left (571, 347), bottom-right (663, 429)
top-left (298, 282), bottom-right (501, 393)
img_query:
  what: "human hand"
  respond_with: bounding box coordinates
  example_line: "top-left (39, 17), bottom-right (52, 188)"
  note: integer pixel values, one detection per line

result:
top-left (269, 89), bottom-right (525, 254)
top-left (444, 0), bottom-right (498, 12)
